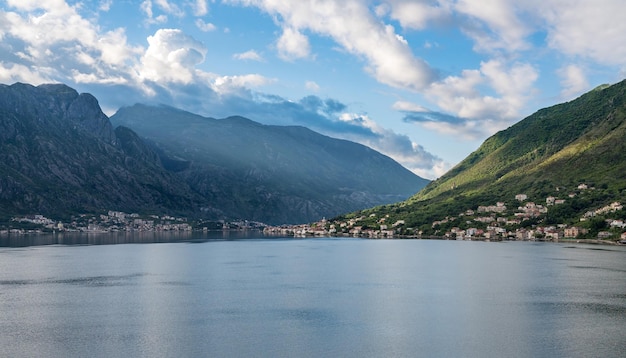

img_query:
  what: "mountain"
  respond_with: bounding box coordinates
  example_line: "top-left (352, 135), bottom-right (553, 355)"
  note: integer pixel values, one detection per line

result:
top-left (0, 83), bottom-right (203, 220)
top-left (337, 79), bottom-right (626, 234)
top-left (111, 104), bottom-right (429, 224)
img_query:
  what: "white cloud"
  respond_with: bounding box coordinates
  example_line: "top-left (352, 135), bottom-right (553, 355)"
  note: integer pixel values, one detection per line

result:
top-left (139, 28), bottom-right (207, 84)
top-left (392, 101), bottom-right (429, 113)
top-left (1, 0), bottom-right (141, 85)
top-left (385, 0), bottom-right (451, 30)
top-left (537, 0), bottom-right (626, 67)
top-left (225, 0), bottom-right (437, 90)
top-left (0, 0), bottom-right (445, 178)
top-left (0, 62), bottom-right (52, 84)
top-left (481, 59), bottom-right (537, 105)
top-left (195, 19), bottom-right (217, 32)
top-left (193, 0), bottom-right (209, 16)
top-left (233, 50), bottom-right (263, 61)
top-left (276, 27), bottom-right (311, 61)
top-left (99, 0), bottom-right (113, 12)
top-left (305, 81), bottom-right (320, 92)
top-left (448, 0), bottom-right (626, 69)
top-left (423, 59), bottom-right (538, 138)
top-left (140, 1), bottom-right (154, 19)
top-left (213, 74), bottom-right (275, 94)
top-left (455, 0), bottom-right (530, 53)
top-left (557, 64), bottom-right (589, 100)
top-left (141, 1), bottom-right (168, 24)
top-left (153, 0), bottom-right (184, 17)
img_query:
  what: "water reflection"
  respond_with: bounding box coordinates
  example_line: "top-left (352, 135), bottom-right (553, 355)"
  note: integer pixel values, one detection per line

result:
top-left (0, 230), bottom-right (264, 247)
top-left (0, 239), bottom-right (625, 357)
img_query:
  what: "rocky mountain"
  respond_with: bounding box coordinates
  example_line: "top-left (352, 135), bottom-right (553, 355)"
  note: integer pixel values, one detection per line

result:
top-left (0, 83), bottom-right (428, 224)
top-left (338, 79), bottom-right (626, 234)
top-left (0, 83), bottom-right (202, 220)
top-left (111, 104), bottom-right (429, 224)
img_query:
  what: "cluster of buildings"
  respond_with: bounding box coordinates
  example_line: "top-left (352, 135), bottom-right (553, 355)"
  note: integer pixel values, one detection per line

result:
top-left (264, 185), bottom-right (626, 243)
top-left (4, 183), bottom-right (625, 244)
top-left (2, 211), bottom-right (268, 236)
top-left (429, 195), bottom-right (624, 242)
top-left (264, 216), bottom-right (406, 238)
top-left (3, 211), bottom-right (192, 234)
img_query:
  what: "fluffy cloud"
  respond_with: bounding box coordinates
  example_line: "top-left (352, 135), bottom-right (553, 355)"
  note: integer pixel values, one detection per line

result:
top-left (139, 29), bottom-right (207, 84)
top-left (276, 27), bottom-right (311, 61)
top-left (0, 1), bottom-right (141, 85)
top-left (397, 59), bottom-right (538, 139)
top-left (196, 19), bottom-right (217, 32)
top-left (305, 81), bottom-right (320, 92)
top-left (3, 0), bottom-right (624, 179)
top-left (99, 0), bottom-right (113, 12)
top-left (558, 64), bottom-right (589, 100)
top-left (537, 0), bottom-right (626, 67)
top-left (225, 0), bottom-right (437, 90)
top-left (455, 0), bottom-right (531, 53)
top-left (193, 0), bottom-right (209, 16)
top-left (383, 0), bottom-right (451, 30)
top-left (140, 1), bottom-right (168, 24)
top-left (151, 0), bottom-right (184, 17)
top-left (0, 62), bottom-right (51, 85)
top-left (213, 74), bottom-right (275, 95)
top-left (233, 50), bottom-right (264, 61)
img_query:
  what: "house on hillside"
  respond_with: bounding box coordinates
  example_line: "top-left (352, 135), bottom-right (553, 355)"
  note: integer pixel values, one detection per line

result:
top-left (545, 230), bottom-right (562, 241)
top-left (564, 226), bottom-right (588, 238)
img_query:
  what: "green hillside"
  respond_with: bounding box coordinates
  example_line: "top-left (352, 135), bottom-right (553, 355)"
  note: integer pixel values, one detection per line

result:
top-left (335, 80), bottom-right (626, 238)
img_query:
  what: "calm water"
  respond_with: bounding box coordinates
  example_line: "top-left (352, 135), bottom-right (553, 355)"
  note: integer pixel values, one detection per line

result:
top-left (1, 233), bottom-right (625, 357)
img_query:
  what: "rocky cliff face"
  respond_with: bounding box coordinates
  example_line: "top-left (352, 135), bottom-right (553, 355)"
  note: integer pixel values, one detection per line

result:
top-left (0, 83), bottom-right (116, 144)
top-left (111, 104), bottom-right (430, 224)
top-left (1, 82), bottom-right (429, 224)
top-left (0, 83), bottom-right (203, 218)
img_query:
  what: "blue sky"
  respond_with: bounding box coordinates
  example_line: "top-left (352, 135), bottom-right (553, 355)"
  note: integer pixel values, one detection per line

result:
top-left (1, 0), bottom-right (625, 179)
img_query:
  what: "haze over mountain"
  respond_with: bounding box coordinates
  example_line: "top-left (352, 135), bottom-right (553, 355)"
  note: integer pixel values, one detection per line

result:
top-left (111, 104), bottom-right (428, 224)
top-left (0, 82), bottom-right (428, 224)
top-left (0, 83), bottom-right (201, 219)
top-left (339, 79), bottom-right (626, 233)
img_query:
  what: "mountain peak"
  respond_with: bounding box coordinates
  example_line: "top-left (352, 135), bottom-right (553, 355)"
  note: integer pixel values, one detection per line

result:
top-left (37, 83), bottom-right (79, 97)
top-left (0, 82), bottom-right (202, 219)
top-left (111, 103), bottom-right (429, 224)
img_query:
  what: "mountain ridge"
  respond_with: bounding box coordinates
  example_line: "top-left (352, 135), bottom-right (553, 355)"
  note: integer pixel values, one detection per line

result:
top-left (0, 83), bottom-right (428, 224)
top-left (335, 79), bottom-right (626, 236)
top-left (0, 83), bottom-right (203, 220)
top-left (111, 103), bottom-right (429, 224)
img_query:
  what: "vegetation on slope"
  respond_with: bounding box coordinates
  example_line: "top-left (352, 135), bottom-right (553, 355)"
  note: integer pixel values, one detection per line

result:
top-left (335, 80), bottom-right (626, 237)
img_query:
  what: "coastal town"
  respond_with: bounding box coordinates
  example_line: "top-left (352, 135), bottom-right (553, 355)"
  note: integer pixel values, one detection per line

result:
top-left (0, 210), bottom-right (263, 235)
top-left (3, 184), bottom-right (626, 245)
top-left (264, 184), bottom-right (626, 244)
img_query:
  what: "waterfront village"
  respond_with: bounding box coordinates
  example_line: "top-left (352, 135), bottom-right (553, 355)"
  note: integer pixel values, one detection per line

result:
top-left (1, 211), bottom-right (264, 235)
top-left (3, 184), bottom-right (626, 244)
top-left (264, 184), bottom-right (626, 244)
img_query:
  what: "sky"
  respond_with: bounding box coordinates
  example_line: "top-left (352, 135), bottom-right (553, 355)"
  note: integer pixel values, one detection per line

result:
top-left (0, 0), bottom-right (625, 179)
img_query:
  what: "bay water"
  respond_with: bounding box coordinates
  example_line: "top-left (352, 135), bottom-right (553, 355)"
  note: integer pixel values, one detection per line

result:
top-left (1, 233), bottom-right (625, 357)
